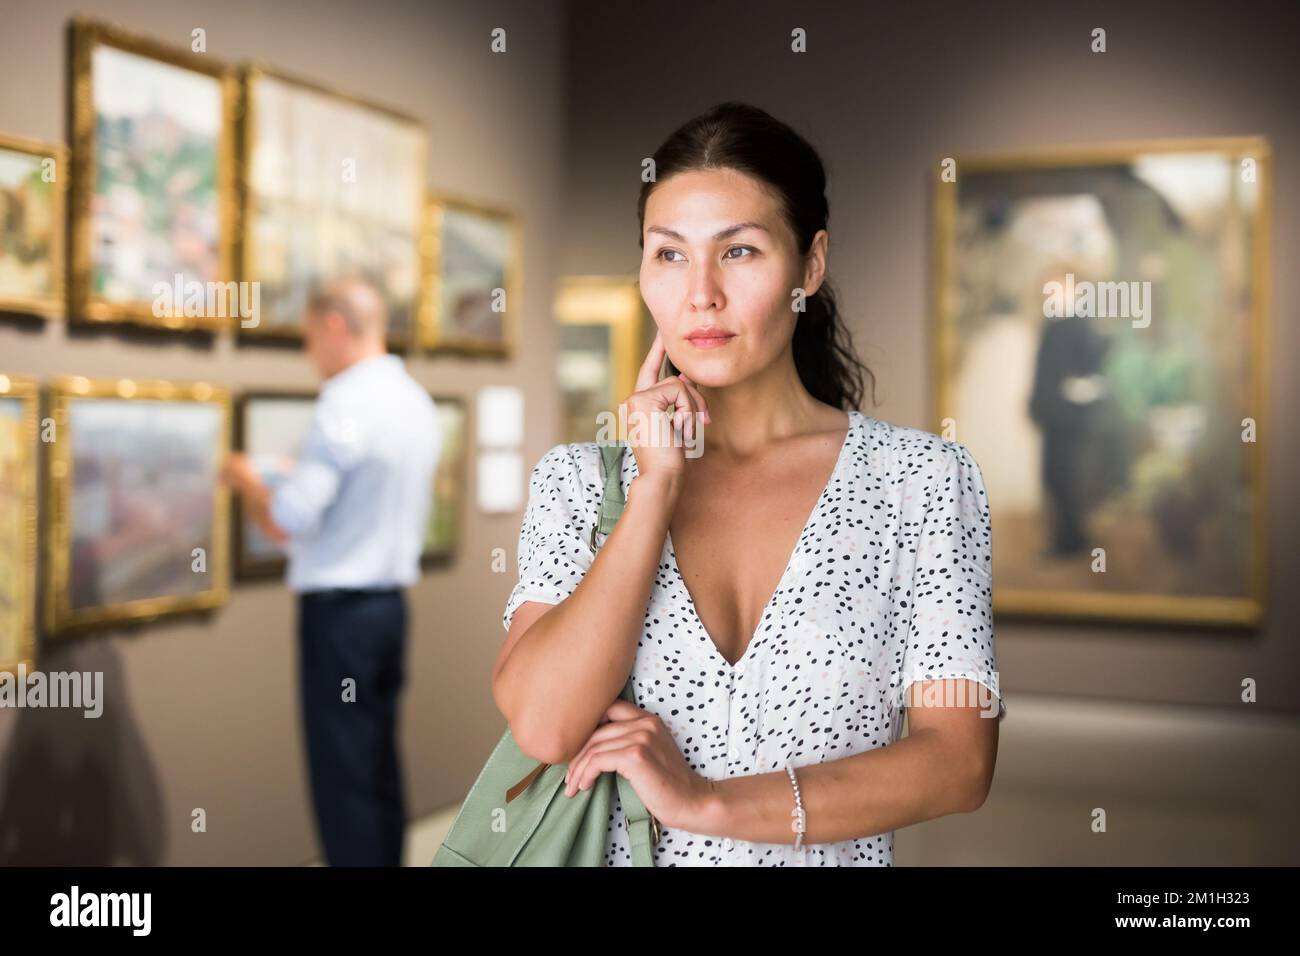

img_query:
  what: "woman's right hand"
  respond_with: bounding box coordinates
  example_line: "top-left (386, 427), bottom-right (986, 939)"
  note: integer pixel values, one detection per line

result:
top-left (621, 331), bottom-right (711, 480)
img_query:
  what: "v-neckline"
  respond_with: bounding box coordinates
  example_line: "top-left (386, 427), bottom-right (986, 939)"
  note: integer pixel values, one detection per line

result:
top-left (661, 410), bottom-right (860, 672)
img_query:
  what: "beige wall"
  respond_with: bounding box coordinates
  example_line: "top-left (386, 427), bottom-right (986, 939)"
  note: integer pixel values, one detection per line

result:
top-left (0, 0), bottom-right (566, 864)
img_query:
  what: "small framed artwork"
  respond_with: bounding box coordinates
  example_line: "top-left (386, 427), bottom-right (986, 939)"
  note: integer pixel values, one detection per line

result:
top-left (932, 137), bottom-right (1270, 627)
top-left (0, 134), bottom-right (67, 318)
top-left (554, 275), bottom-right (646, 443)
top-left (67, 18), bottom-right (239, 330)
top-left (239, 66), bottom-right (428, 347)
top-left (233, 390), bottom-right (317, 579)
top-left (44, 376), bottom-right (232, 634)
top-left (423, 395), bottom-right (467, 562)
top-left (419, 192), bottom-right (520, 356)
top-left (0, 375), bottom-right (38, 673)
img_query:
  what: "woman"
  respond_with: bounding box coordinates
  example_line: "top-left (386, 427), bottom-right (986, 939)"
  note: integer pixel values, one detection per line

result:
top-left (492, 101), bottom-right (1004, 866)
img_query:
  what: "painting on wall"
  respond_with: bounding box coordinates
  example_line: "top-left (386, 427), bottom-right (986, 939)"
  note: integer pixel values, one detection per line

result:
top-left (932, 137), bottom-right (1270, 627)
top-left (233, 391), bottom-right (316, 578)
top-left (419, 192), bottom-right (519, 356)
top-left (44, 377), bottom-right (231, 634)
top-left (0, 375), bottom-right (38, 673)
top-left (423, 395), bottom-right (467, 562)
top-left (239, 67), bottom-right (428, 347)
top-left (554, 276), bottom-right (646, 443)
top-left (68, 18), bottom-right (238, 329)
top-left (0, 135), bottom-right (67, 318)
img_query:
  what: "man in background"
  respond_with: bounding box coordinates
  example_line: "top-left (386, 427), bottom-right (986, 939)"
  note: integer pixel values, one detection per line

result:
top-left (222, 277), bottom-right (440, 866)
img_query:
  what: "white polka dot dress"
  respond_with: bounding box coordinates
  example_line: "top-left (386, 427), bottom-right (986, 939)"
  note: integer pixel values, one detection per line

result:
top-left (502, 410), bottom-right (1005, 866)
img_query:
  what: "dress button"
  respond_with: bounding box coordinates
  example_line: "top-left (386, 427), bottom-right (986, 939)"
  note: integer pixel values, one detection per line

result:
top-left (722, 838), bottom-right (734, 851)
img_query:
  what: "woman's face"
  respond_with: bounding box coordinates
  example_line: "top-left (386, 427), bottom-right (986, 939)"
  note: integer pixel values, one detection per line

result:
top-left (638, 167), bottom-right (824, 388)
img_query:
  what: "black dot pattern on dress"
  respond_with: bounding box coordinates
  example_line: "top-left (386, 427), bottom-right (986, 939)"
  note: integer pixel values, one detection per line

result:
top-left (502, 410), bottom-right (1003, 866)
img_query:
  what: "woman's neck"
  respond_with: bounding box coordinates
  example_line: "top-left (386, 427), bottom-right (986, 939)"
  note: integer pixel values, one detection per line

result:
top-left (692, 353), bottom-right (839, 460)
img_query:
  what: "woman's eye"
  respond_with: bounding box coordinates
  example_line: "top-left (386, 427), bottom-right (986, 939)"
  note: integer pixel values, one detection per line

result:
top-left (724, 245), bottom-right (754, 260)
top-left (656, 248), bottom-right (684, 263)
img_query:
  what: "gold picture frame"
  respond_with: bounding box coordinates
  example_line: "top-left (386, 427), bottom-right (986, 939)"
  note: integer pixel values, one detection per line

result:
top-left (0, 133), bottom-right (68, 318)
top-left (237, 64), bottom-right (429, 349)
top-left (67, 17), bottom-right (239, 330)
top-left (44, 375), bottom-right (232, 634)
top-left (0, 374), bottom-right (38, 674)
top-left (931, 136), bottom-right (1270, 628)
top-left (419, 190), bottom-right (521, 356)
top-left (554, 275), bottom-right (647, 443)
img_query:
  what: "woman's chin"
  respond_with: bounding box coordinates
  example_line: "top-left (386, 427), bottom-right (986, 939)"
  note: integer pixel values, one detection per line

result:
top-left (675, 366), bottom-right (741, 389)
top-left (670, 352), bottom-right (747, 388)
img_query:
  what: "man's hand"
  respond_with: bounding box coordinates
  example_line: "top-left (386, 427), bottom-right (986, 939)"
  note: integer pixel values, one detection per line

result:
top-left (220, 452), bottom-right (259, 494)
top-left (220, 453), bottom-right (290, 545)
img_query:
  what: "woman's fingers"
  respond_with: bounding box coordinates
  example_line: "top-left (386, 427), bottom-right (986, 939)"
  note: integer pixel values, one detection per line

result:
top-left (634, 331), bottom-right (668, 392)
top-left (564, 712), bottom-right (658, 796)
top-left (663, 375), bottom-right (698, 442)
top-left (677, 373), bottom-right (711, 425)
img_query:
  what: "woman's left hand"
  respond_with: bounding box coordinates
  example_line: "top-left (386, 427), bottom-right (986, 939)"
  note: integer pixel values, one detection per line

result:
top-left (563, 699), bottom-right (715, 832)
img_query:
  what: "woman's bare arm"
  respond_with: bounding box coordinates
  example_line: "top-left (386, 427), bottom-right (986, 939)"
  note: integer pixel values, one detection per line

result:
top-left (492, 468), bottom-right (683, 765)
top-left (687, 680), bottom-right (1000, 844)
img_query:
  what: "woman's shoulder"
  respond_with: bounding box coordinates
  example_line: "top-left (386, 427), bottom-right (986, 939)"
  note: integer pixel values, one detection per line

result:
top-left (527, 441), bottom-right (624, 502)
top-left (855, 413), bottom-right (982, 486)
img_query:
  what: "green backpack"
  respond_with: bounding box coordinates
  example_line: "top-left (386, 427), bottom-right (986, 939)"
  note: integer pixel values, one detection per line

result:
top-left (431, 441), bottom-right (661, 866)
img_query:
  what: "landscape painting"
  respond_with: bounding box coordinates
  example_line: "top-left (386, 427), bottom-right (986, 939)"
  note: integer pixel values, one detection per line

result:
top-left (240, 68), bottom-right (427, 346)
top-left (45, 378), bottom-right (231, 633)
top-left (419, 193), bottom-right (518, 355)
top-left (68, 19), bottom-right (237, 328)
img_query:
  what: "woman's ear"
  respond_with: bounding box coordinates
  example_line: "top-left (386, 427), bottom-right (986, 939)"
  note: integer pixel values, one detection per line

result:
top-left (802, 229), bottom-right (829, 298)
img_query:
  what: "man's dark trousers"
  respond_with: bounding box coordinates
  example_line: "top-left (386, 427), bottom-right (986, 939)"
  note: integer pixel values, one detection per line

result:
top-left (298, 588), bottom-right (407, 866)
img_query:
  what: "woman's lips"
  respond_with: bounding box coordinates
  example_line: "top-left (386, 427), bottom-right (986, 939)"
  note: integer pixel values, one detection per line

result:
top-left (685, 332), bottom-right (735, 349)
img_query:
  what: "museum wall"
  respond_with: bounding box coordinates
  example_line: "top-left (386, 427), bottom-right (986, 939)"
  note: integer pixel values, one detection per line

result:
top-left (0, 0), bottom-right (566, 865)
top-left (559, 0), bottom-right (1300, 718)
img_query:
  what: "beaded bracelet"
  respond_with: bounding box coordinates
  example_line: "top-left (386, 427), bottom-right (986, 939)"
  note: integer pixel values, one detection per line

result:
top-left (786, 761), bottom-right (806, 852)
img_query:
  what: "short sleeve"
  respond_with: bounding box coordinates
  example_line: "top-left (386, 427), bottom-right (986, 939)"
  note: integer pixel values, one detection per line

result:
top-left (898, 441), bottom-right (1005, 722)
top-left (501, 443), bottom-right (597, 632)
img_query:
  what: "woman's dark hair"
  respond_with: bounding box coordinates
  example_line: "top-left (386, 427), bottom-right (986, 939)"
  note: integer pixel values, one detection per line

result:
top-left (636, 101), bottom-right (877, 412)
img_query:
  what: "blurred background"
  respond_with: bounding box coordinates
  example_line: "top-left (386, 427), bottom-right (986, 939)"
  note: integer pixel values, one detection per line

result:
top-left (0, 0), bottom-right (1296, 865)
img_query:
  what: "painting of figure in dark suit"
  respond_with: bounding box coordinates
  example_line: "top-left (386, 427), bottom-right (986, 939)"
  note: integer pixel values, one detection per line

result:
top-left (933, 140), bottom-right (1268, 626)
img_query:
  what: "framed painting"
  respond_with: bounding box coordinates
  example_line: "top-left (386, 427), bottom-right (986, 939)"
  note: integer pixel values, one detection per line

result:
top-left (419, 191), bottom-right (520, 356)
top-left (238, 66), bottom-right (428, 347)
top-left (44, 376), bottom-right (232, 634)
top-left (233, 390), bottom-right (316, 579)
top-left (932, 137), bottom-right (1270, 627)
top-left (0, 134), bottom-right (67, 318)
top-left (68, 18), bottom-right (238, 329)
top-left (554, 275), bottom-right (646, 443)
top-left (423, 395), bottom-right (467, 562)
top-left (0, 375), bottom-right (38, 674)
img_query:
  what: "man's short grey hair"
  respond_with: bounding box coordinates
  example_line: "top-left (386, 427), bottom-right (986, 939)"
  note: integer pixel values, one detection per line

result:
top-left (306, 277), bottom-right (388, 340)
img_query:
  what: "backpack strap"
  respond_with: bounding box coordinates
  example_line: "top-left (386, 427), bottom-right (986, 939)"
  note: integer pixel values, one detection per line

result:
top-left (591, 441), bottom-right (660, 866)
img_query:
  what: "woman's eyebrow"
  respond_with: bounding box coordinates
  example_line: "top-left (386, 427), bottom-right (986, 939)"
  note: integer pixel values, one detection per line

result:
top-left (646, 221), bottom-right (771, 242)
